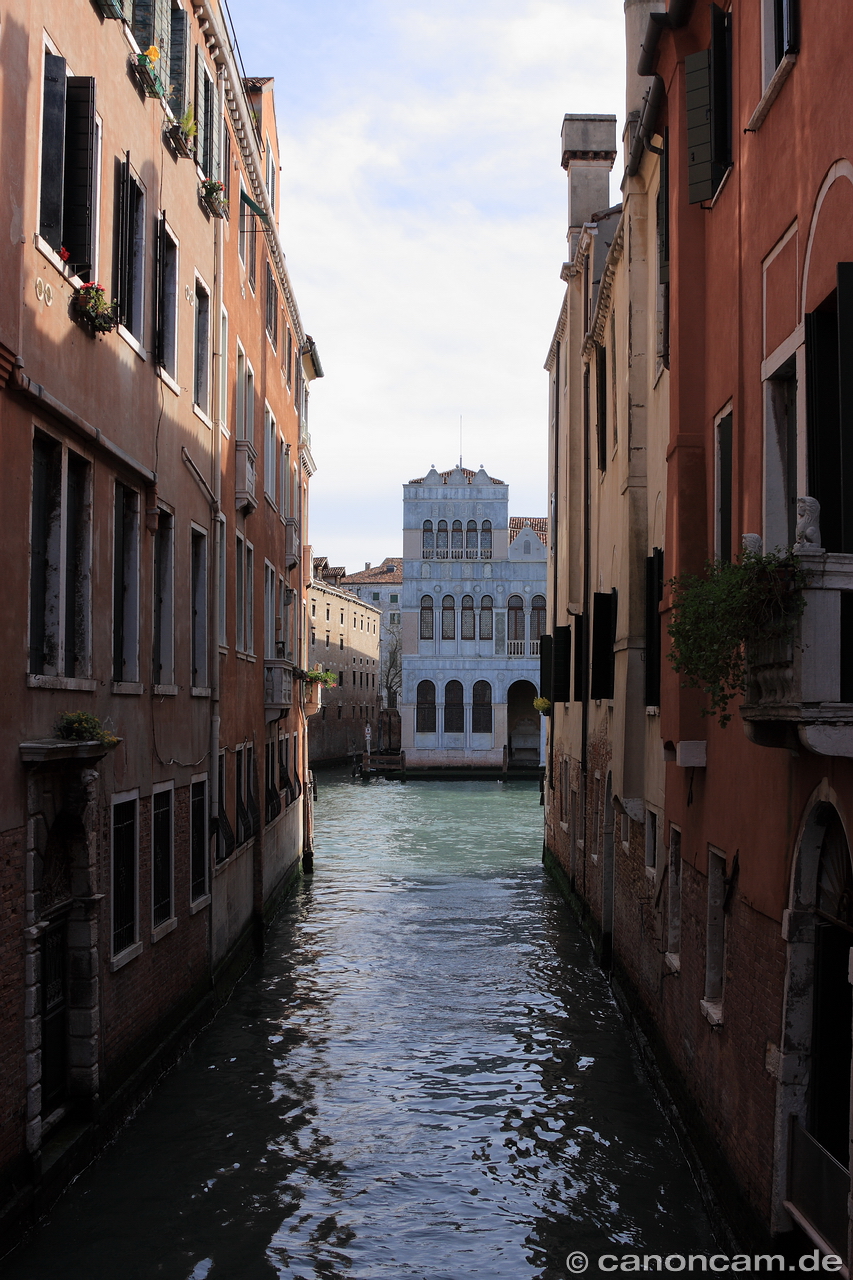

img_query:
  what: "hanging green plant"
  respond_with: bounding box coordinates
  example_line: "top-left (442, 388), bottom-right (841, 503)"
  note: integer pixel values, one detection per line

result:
top-left (667, 550), bottom-right (809, 727)
top-left (533, 696), bottom-right (551, 715)
top-left (74, 282), bottom-right (118, 333)
top-left (303, 668), bottom-right (336, 688)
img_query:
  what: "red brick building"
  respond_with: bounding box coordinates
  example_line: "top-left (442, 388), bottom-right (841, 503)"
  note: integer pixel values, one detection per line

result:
top-left (544, 0), bottom-right (852, 1262)
top-left (0, 0), bottom-right (321, 1235)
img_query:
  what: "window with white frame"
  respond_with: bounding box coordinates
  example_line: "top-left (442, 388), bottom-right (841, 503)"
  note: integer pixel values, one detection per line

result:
top-left (152, 509), bottom-right (174, 686)
top-left (39, 48), bottom-right (99, 278)
top-left (190, 776), bottom-right (208, 902)
top-left (264, 405), bottom-right (276, 500)
top-left (236, 532), bottom-right (254, 653)
top-left (115, 158), bottom-right (145, 341)
top-left (264, 561), bottom-right (276, 660)
top-left (265, 133), bottom-right (277, 213)
top-left (151, 784), bottom-right (174, 931)
top-left (194, 276), bottom-right (211, 415)
top-left (113, 482), bottom-right (140, 683)
top-left (156, 217), bottom-right (179, 379)
top-left (266, 262), bottom-right (278, 349)
top-left (111, 792), bottom-right (138, 957)
top-left (218, 308), bottom-right (229, 427)
top-left (762, 0), bottom-right (798, 89)
top-left (704, 848), bottom-right (727, 1008)
top-left (217, 515), bottom-right (227, 647)
top-left (645, 808), bottom-right (658, 871)
top-left (191, 527), bottom-right (208, 689)
top-left (29, 432), bottom-right (91, 678)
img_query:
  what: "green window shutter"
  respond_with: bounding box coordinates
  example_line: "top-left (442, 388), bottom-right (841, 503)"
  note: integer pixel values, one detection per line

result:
top-left (211, 78), bottom-right (221, 180)
top-left (39, 55), bottom-right (67, 251)
top-left (195, 47), bottom-right (206, 175)
top-left (590, 591), bottom-right (616, 701)
top-left (685, 50), bottom-right (713, 205)
top-left (62, 77), bottom-right (96, 274)
top-left (131, 0), bottom-right (154, 48)
top-left (168, 9), bottom-right (191, 117)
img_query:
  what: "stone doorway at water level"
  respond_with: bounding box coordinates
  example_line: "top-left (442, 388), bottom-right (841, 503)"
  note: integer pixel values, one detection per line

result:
top-left (507, 677), bottom-right (540, 763)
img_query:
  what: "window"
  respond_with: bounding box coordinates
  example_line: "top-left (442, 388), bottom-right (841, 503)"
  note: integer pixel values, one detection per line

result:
top-left (764, 358), bottom-right (797, 550)
top-left (151, 786), bottom-right (173, 930)
top-left (215, 751), bottom-right (234, 864)
top-left (265, 134), bottom-right (277, 209)
top-left (152, 510), bottom-right (174, 686)
top-left (113, 483), bottom-right (140, 683)
top-left (195, 50), bottom-right (218, 180)
top-left (238, 180), bottom-right (248, 263)
top-left (39, 53), bottom-right (97, 276)
top-left (451, 520), bottom-right (463, 557)
top-left (441, 595), bottom-right (456, 640)
top-left (465, 520), bottom-right (478, 558)
top-left (156, 218), bottom-right (179, 378)
top-left (266, 262), bottom-right (278, 348)
top-left (444, 680), bottom-right (464, 733)
top-left (190, 777), bottom-right (208, 902)
top-left (479, 594), bottom-right (493, 641)
top-left (422, 520), bottom-right (434, 557)
top-left (507, 595), bottom-right (525, 649)
top-left (115, 159), bottom-right (145, 340)
top-left (763, 0), bottom-right (798, 87)
top-left (217, 516), bottom-right (227, 646)
top-left (644, 549), bottom-right (664, 707)
top-left (286, 326), bottom-right (293, 386)
top-left (29, 434), bottom-right (91, 678)
top-left (264, 562), bottom-right (276, 660)
top-left (436, 520), bottom-right (448, 558)
top-left (461, 594), bottom-right (475, 640)
top-left (264, 738), bottom-right (281, 824)
top-left (656, 130), bottom-right (670, 366)
top-left (194, 277), bottom-right (211, 414)
top-left (236, 533), bottom-right (254, 652)
top-left (235, 345), bottom-right (254, 443)
top-left (524, 541), bottom-right (531, 555)
top-left (590, 590), bottom-right (616, 700)
top-left (168, 7), bottom-right (191, 120)
top-left (704, 848), bottom-right (727, 1010)
top-left (530, 595), bottom-right (546, 643)
top-left (264, 405), bottom-right (276, 500)
top-left (645, 809), bottom-right (658, 870)
top-left (218, 309), bottom-right (229, 426)
top-left (390, 594), bottom-right (398, 603)
top-left (667, 826), bottom-right (682, 961)
top-left (420, 596), bottom-right (434, 640)
top-left (416, 680), bottom-right (436, 732)
top-left (372, 592), bottom-right (379, 601)
top-left (389, 612), bottom-right (401, 625)
top-left (596, 343), bottom-right (608, 471)
top-left (805, 268), bottom-right (853, 553)
top-left (133, 1), bottom-right (172, 79)
top-left (111, 795), bottom-right (137, 956)
top-left (191, 528), bottom-right (208, 688)
top-left (715, 411), bottom-right (733, 562)
top-left (685, 5), bottom-right (731, 204)
top-left (480, 519), bottom-right (492, 558)
top-left (472, 680), bottom-right (492, 733)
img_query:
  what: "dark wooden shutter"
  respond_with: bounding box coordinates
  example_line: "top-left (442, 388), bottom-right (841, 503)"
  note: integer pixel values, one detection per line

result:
top-left (30, 435), bottom-right (60, 675)
top-left (211, 77), bottom-right (221, 180)
top-left (195, 47), bottom-right (206, 175)
top-left (553, 625), bottom-right (572, 703)
top-left (717, 413), bottom-right (732, 562)
top-left (115, 156), bottom-right (131, 327)
top-left (710, 4), bottom-right (731, 178)
top-left (113, 484), bottom-right (127, 681)
top-left (573, 613), bottom-right (585, 702)
top-left (644, 548), bottom-right (664, 707)
top-left (168, 7), bottom-right (191, 118)
top-left (657, 129), bottom-right (669, 285)
top-left (836, 264), bottom-right (853, 553)
top-left (39, 55), bottom-right (67, 251)
top-left (63, 78), bottom-right (96, 274)
top-left (155, 213), bottom-right (167, 367)
top-left (539, 633), bottom-right (552, 703)
top-left (685, 50), bottom-right (713, 205)
top-left (596, 345), bottom-right (607, 472)
top-left (806, 306), bottom-right (843, 553)
top-left (590, 591), bottom-right (616, 700)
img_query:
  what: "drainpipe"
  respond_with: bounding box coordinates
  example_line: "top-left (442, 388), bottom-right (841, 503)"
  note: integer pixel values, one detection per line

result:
top-left (209, 156), bottom-right (225, 933)
top-left (581, 354), bottom-right (591, 901)
top-left (548, 340), bottom-right (560, 792)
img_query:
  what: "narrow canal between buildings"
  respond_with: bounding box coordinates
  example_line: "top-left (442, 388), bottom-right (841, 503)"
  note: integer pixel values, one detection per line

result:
top-left (4, 775), bottom-right (718, 1279)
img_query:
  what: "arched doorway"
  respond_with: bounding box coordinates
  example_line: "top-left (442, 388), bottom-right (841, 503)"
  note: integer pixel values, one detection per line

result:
top-left (775, 798), bottom-right (852, 1255)
top-left (507, 680), bottom-right (539, 761)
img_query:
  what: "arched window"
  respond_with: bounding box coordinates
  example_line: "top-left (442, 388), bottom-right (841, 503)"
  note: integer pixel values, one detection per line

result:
top-left (472, 680), bottom-right (492, 733)
top-left (436, 520), bottom-right (448, 558)
top-left (444, 679), bottom-right (464, 732)
top-left (479, 594), bottom-right (493, 640)
top-left (442, 594), bottom-right (456, 640)
top-left (531, 594), bottom-right (546, 642)
top-left (507, 594), bottom-right (525, 651)
top-left (416, 680), bottom-right (436, 732)
top-left (451, 520), bottom-right (463, 557)
top-left (419, 594), bottom-right (434, 640)
top-left (461, 594), bottom-right (475, 639)
top-left (466, 520), bottom-right (478, 558)
top-left (480, 519), bottom-right (492, 559)
top-left (422, 519), bottom-right (434, 558)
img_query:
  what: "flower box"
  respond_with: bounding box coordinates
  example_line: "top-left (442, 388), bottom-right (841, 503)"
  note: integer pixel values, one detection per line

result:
top-left (132, 53), bottom-right (166, 99)
top-left (200, 181), bottom-right (227, 218)
top-left (73, 283), bottom-right (118, 335)
top-left (165, 123), bottom-right (194, 159)
top-left (93, 0), bottom-right (124, 17)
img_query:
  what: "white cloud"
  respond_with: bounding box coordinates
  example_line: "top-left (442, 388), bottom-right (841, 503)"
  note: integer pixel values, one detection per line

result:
top-left (227, 0), bottom-right (626, 568)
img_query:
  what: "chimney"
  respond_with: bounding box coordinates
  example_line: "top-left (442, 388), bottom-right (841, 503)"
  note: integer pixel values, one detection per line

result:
top-left (365, 561), bottom-right (371, 570)
top-left (624, 0), bottom-right (660, 122)
top-left (561, 114), bottom-right (618, 236)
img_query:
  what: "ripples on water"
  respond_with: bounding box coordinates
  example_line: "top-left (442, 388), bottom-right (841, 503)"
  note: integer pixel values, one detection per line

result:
top-left (4, 775), bottom-right (716, 1280)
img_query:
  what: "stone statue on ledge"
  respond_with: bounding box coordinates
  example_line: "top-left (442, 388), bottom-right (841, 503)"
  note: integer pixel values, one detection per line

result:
top-left (741, 533), bottom-right (763, 555)
top-left (793, 496), bottom-right (822, 553)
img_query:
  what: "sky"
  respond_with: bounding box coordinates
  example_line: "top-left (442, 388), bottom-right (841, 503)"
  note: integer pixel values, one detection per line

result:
top-left (225, 0), bottom-right (627, 571)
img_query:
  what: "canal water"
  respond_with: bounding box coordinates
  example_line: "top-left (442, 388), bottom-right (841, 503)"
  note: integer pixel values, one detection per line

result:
top-left (4, 775), bottom-right (717, 1279)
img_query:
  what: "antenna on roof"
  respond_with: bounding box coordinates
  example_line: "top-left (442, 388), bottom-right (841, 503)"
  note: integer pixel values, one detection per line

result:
top-left (459, 414), bottom-right (463, 470)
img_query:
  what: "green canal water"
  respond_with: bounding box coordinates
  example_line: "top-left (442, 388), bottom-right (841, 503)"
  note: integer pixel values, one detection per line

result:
top-left (3, 774), bottom-right (717, 1279)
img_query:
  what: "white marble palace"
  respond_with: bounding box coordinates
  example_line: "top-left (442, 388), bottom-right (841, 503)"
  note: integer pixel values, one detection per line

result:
top-left (400, 464), bottom-right (547, 768)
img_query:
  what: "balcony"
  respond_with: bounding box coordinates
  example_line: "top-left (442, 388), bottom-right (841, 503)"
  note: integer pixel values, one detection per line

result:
top-left (741, 550), bottom-right (853, 755)
top-left (264, 661), bottom-right (293, 712)
top-left (508, 640), bottom-right (526, 656)
top-left (284, 516), bottom-right (300, 570)
top-left (235, 439), bottom-right (257, 513)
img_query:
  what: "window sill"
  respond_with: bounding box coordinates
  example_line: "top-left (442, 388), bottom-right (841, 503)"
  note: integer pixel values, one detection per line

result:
top-left (157, 366), bottom-right (180, 396)
top-left (645, 864), bottom-right (656, 881)
top-left (665, 952), bottom-right (681, 975)
top-left (559, 820), bottom-right (569, 833)
top-left (110, 940), bottom-right (143, 972)
top-left (152, 683), bottom-right (178, 696)
top-left (151, 916), bottom-right (177, 944)
top-left (189, 892), bottom-right (211, 914)
top-left (264, 492), bottom-right (277, 511)
top-left (745, 53), bottom-right (796, 133)
top-left (700, 998), bottom-right (723, 1027)
top-left (645, 705), bottom-right (660, 716)
top-left (27, 674), bottom-right (96, 692)
top-left (117, 325), bottom-right (147, 360)
top-left (219, 421), bottom-right (230, 439)
top-left (191, 686), bottom-right (211, 697)
top-left (34, 235), bottom-right (84, 286)
top-left (111, 681), bottom-right (143, 695)
top-left (192, 403), bottom-right (213, 429)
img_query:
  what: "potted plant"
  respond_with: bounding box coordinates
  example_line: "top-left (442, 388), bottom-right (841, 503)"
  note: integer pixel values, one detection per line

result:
top-left (73, 282), bottom-right (118, 334)
top-left (55, 711), bottom-right (119, 747)
top-left (166, 103), bottom-right (197, 158)
top-left (132, 45), bottom-right (166, 98)
top-left (533, 696), bottom-right (551, 716)
top-left (667, 549), bottom-right (808, 726)
top-left (302, 667), bottom-right (335, 716)
top-left (93, 0), bottom-right (124, 17)
top-left (200, 178), bottom-right (227, 217)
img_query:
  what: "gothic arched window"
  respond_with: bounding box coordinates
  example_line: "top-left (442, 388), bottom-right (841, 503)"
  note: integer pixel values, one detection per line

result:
top-left (436, 520), bottom-right (448, 558)
top-left (444, 679), bottom-right (464, 733)
top-left (422, 520), bottom-right (434, 557)
top-left (442, 594), bottom-right (456, 640)
top-left (466, 520), bottom-right (478, 558)
top-left (480, 519), bottom-right (492, 559)
top-left (419, 595), bottom-right (434, 640)
top-left (507, 594), bottom-right (525, 646)
top-left (531, 594), bottom-right (546, 642)
top-left (479, 594), bottom-right (493, 640)
top-left (461, 594), bottom-right (475, 639)
top-left (416, 680), bottom-right (436, 732)
top-left (451, 520), bottom-right (463, 557)
top-left (472, 680), bottom-right (492, 733)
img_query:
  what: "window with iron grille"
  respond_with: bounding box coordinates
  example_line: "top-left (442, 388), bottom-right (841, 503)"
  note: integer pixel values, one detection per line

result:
top-left (112, 796), bottom-right (137, 955)
top-left (441, 595), bottom-right (455, 640)
top-left (461, 595), bottom-right (475, 639)
top-left (444, 680), bottom-right (464, 733)
top-left (479, 595), bottom-right (493, 641)
top-left (416, 680), bottom-right (436, 732)
top-left (190, 778), bottom-right (208, 901)
top-left (472, 680), bottom-right (492, 733)
top-left (151, 788), bottom-right (173, 929)
top-left (419, 595), bottom-right (434, 640)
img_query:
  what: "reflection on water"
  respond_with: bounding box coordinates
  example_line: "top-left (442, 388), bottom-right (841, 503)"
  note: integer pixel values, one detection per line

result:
top-left (4, 775), bottom-right (716, 1279)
